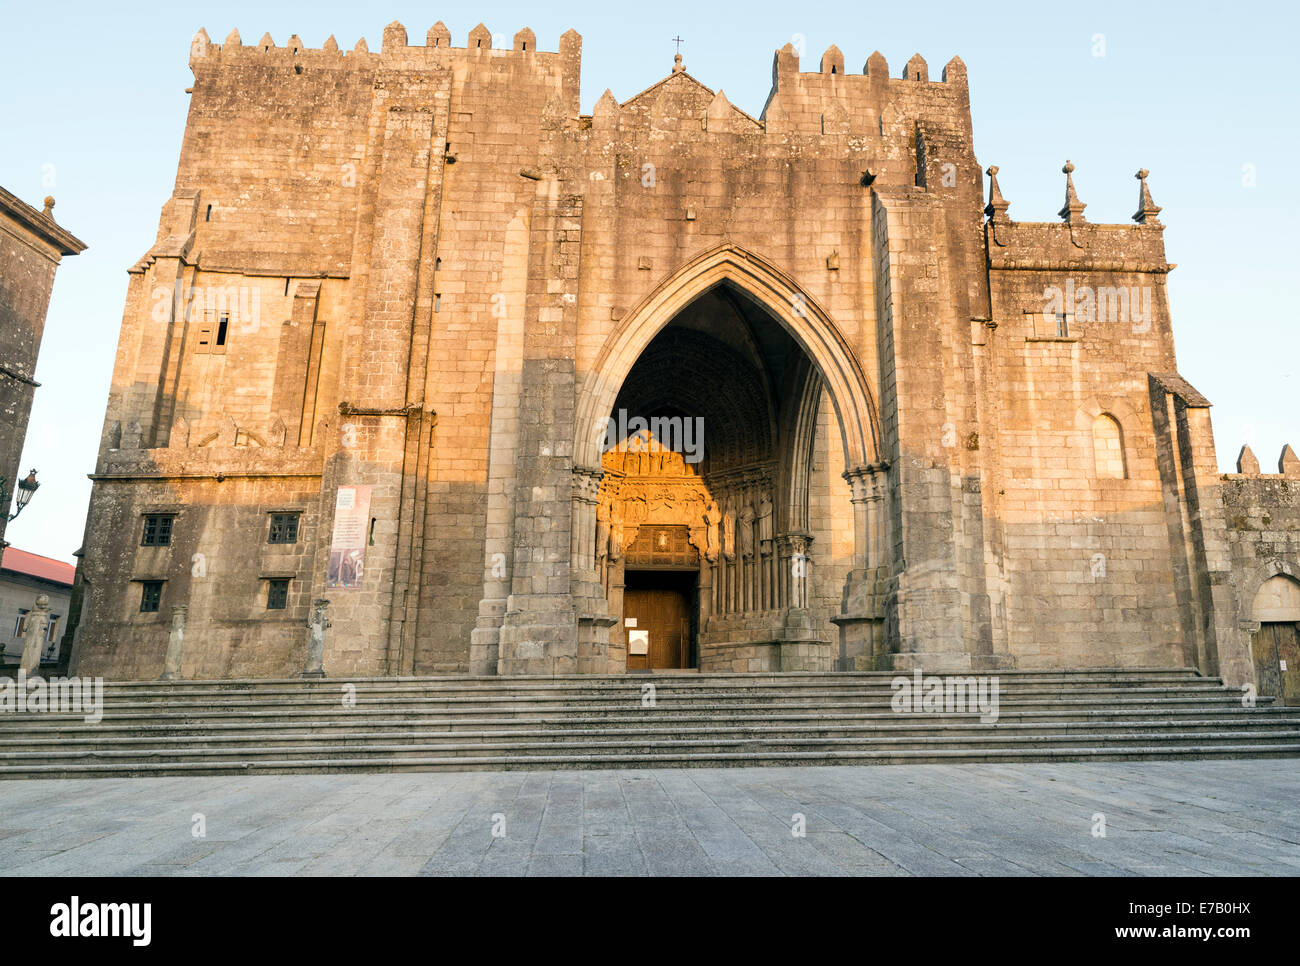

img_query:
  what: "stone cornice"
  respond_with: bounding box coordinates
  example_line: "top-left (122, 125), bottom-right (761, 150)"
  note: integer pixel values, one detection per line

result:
top-left (0, 186), bottom-right (86, 256)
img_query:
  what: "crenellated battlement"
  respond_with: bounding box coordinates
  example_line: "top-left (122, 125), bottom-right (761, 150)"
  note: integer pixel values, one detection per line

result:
top-left (1227, 445), bottom-right (1300, 479)
top-left (188, 21), bottom-right (580, 69)
top-left (767, 43), bottom-right (967, 87)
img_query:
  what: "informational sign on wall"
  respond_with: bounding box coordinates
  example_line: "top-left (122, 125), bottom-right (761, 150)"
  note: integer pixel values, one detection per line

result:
top-left (327, 485), bottom-right (372, 589)
top-left (628, 630), bottom-right (649, 656)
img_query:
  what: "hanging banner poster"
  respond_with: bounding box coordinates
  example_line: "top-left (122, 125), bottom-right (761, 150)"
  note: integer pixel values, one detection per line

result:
top-left (327, 484), bottom-right (372, 589)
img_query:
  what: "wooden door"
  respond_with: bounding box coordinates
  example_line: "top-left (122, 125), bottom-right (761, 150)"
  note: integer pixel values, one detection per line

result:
top-left (1251, 623), bottom-right (1300, 706)
top-left (623, 586), bottom-right (690, 669)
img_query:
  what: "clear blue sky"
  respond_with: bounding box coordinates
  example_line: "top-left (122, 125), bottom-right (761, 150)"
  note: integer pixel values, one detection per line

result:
top-left (2, 0), bottom-right (1296, 562)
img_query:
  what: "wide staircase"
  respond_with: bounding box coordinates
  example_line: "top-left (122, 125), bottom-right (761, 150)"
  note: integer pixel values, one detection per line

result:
top-left (0, 668), bottom-right (1297, 778)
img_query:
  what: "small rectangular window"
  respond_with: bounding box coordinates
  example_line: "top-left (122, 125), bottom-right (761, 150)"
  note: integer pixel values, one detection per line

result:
top-left (46, 616), bottom-right (60, 644)
top-left (13, 609), bottom-right (29, 638)
top-left (140, 581), bottom-right (163, 613)
top-left (268, 513), bottom-right (300, 545)
top-left (141, 514), bottom-right (174, 546)
top-left (1056, 314), bottom-right (1070, 338)
top-left (215, 312), bottom-right (229, 347)
top-left (267, 579), bottom-right (289, 610)
top-left (141, 514), bottom-right (175, 547)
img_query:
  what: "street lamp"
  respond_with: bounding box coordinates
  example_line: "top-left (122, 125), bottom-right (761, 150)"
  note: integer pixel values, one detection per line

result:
top-left (1, 469), bottom-right (40, 522)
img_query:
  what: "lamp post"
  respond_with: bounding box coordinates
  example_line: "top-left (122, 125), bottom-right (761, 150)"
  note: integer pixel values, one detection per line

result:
top-left (1, 469), bottom-right (40, 522)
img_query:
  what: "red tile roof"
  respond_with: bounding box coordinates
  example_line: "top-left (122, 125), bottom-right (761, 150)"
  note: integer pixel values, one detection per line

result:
top-left (0, 548), bottom-right (75, 586)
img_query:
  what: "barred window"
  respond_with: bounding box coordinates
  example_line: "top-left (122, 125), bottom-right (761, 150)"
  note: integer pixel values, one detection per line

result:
top-left (268, 513), bottom-right (300, 545)
top-left (141, 514), bottom-right (175, 547)
top-left (140, 581), bottom-right (164, 613)
top-left (267, 579), bottom-right (290, 610)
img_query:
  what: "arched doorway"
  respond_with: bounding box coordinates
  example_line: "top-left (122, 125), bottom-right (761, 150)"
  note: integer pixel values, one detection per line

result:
top-left (1251, 574), bottom-right (1300, 705)
top-left (576, 246), bottom-right (884, 673)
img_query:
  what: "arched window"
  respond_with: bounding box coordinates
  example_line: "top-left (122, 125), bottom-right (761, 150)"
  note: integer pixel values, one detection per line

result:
top-left (1093, 414), bottom-right (1126, 479)
top-left (1253, 574), bottom-right (1300, 623)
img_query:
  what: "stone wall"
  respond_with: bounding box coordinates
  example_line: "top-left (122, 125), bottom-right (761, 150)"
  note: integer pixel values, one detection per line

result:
top-left (1220, 446), bottom-right (1300, 675)
top-left (72, 22), bottom-right (1294, 684)
top-left (0, 188), bottom-right (84, 549)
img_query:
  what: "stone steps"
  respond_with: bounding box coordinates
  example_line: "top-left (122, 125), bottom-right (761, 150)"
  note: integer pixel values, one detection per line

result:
top-left (78, 669), bottom-right (1222, 699)
top-left (4, 723), bottom-right (1299, 753)
top-left (5, 709), bottom-right (1298, 741)
top-left (0, 668), bottom-right (1293, 777)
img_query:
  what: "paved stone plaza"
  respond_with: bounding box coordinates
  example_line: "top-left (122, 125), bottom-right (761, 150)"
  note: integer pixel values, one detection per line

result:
top-left (0, 760), bottom-right (1296, 876)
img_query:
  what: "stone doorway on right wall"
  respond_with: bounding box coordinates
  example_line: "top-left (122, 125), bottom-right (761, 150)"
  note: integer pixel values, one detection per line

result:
top-left (1251, 622), bottom-right (1300, 706)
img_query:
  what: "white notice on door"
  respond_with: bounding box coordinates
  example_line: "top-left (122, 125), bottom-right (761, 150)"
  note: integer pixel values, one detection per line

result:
top-left (628, 630), bottom-right (649, 655)
top-left (624, 618), bottom-right (637, 628)
top-left (1282, 660), bottom-right (1289, 672)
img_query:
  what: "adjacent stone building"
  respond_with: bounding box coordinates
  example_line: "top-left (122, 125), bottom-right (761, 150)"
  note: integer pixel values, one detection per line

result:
top-left (0, 547), bottom-right (75, 667)
top-left (68, 23), bottom-right (1300, 702)
top-left (0, 186), bottom-right (85, 550)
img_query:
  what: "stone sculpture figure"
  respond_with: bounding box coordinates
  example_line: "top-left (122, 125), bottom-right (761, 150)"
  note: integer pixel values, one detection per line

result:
top-left (703, 499), bottom-right (721, 562)
top-left (757, 491), bottom-right (774, 544)
top-left (595, 498), bottom-right (611, 564)
top-left (738, 502), bottom-right (755, 558)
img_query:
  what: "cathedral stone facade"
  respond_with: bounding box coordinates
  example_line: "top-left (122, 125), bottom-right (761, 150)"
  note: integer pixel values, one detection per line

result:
top-left (68, 23), bottom-right (1300, 702)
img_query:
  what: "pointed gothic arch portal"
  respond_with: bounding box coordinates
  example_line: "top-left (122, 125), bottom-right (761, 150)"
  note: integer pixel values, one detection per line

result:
top-left (575, 245), bottom-right (884, 673)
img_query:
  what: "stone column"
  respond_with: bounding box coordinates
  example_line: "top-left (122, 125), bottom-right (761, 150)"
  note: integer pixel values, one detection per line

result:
top-left (19, 594), bottom-right (50, 675)
top-left (834, 465), bottom-right (888, 670)
top-left (302, 598), bottom-right (330, 678)
top-left (570, 466), bottom-right (602, 577)
top-left (159, 605), bottom-right (187, 680)
top-left (571, 466), bottom-right (614, 673)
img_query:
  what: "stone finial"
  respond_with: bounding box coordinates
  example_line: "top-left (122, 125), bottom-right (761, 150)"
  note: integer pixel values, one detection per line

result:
top-left (224, 28), bottom-right (242, 47)
top-left (705, 89), bottom-right (732, 130)
top-left (1281, 444), bottom-right (1300, 476)
top-left (259, 32), bottom-right (274, 50)
top-left (1133, 168), bottom-right (1162, 225)
top-left (353, 37), bottom-right (368, 54)
top-left (904, 53), bottom-right (928, 81)
top-left (864, 50), bottom-right (888, 77)
top-left (942, 55), bottom-right (967, 84)
top-left (427, 22), bottom-right (451, 47)
top-left (821, 45), bottom-right (844, 75)
top-left (468, 23), bottom-right (492, 49)
top-left (984, 166), bottom-right (1009, 221)
top-left (41, 196), bottom-right (55, 218)
top-left (323, 35), bottom-right (338, 52)
top-left (1058, 160), bottom-right (1087, 224)
top-left (514, 27), bottom-right (536, 51)
top-left (1237, 444), bottom-right (1260, 475)
top-left (287, 34), bottom-right (303, 53)
top-left (382, 21), bottom-right (407, 51)
top-left (593, 88), bottom-right (619, 125)
top-left (673, 53), bottom-right (685, 73)
top-left (191, 28), bottom-right (211, 57)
